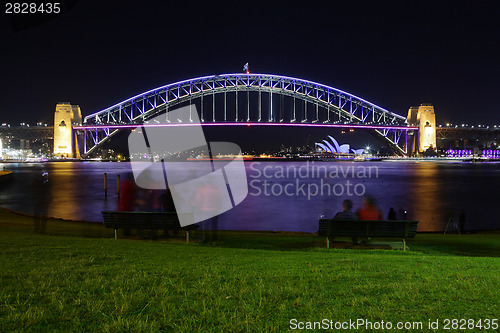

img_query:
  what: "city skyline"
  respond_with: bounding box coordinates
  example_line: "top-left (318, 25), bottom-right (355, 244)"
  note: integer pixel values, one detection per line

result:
top-left (2, 1), bottom-right (500, 127)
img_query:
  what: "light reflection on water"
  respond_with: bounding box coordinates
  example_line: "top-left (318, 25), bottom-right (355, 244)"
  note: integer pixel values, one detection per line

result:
top-left (405, 163), bottom-right (444, 231)
top-left (0, 161), bottom-right (499, 232)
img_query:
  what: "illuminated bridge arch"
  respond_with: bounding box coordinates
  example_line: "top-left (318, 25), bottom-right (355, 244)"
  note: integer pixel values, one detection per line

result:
top-left (77, 73), bottom-right (416, 156)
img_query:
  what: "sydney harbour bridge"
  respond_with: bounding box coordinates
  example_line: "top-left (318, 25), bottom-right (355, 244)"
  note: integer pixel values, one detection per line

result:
top-left (72, 73), bottom-right (418, 157)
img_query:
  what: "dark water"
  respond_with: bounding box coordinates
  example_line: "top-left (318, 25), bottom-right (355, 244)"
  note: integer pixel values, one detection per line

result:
top-left (0, 161), bottom-right (499, 232)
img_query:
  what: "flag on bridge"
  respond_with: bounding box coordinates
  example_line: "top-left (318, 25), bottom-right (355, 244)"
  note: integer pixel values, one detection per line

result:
top-left (243, 63), bottom-right (249, 73)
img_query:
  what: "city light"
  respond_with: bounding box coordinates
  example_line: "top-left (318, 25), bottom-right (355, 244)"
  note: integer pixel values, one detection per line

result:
top-left (445, 149), bottom-right (473, 158)
top-left (445, 149), bottom-right (500, 159)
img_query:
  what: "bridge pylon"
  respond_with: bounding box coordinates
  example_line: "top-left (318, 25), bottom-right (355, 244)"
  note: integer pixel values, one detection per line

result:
top-left (53, 103), bottom-right (82, 158)
top-left (407, 104), bottom-right (437, 154)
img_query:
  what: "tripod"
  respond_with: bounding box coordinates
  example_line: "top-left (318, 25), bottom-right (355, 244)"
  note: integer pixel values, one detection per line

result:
top-left (444, 217), bottom-right (461, 234)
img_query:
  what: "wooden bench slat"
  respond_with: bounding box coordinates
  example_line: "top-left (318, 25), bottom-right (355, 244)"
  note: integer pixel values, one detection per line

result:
top-left (318, 219), bottom-right (419, 251)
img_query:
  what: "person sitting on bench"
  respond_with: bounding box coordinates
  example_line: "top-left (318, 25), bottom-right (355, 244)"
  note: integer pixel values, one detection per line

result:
top-left (333, 199), bottom-right (357, 220)
top-left (357, 195), bottom-right (383, 220)
top-left (333, 199), bottom-right (358, 244)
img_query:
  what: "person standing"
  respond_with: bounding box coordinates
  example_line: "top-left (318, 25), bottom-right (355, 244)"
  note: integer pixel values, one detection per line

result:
top-left (194, 182), bottom-right (223, 244)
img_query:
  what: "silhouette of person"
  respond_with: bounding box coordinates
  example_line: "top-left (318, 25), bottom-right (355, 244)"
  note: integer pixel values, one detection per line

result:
top-left (134, 167), bottom-right (160, 211)
top-left (194, 181), bottom-right (223, 244)
top-left (387, 207), bottom-right (397, 220)
top-left (357, 195), bottom-right (383, 220)
top-left (118, 174), bottom-right (139, 237)
top-left (119, 175), bottom-right (138, 212)
top-left (334, 199), bottom-right (359, 244)
top-left (333, 199), bottom-right (357, 220)
top-left (161, 187), bottom-right (176, 212)
top-left (160, 187), bottom-right (178, 237)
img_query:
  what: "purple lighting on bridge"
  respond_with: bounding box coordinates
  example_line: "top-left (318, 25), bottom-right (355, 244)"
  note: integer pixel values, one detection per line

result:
top-left (78, 73), bottom-right (416, 156)
top-left (74, 122), bottom-right (418, 131)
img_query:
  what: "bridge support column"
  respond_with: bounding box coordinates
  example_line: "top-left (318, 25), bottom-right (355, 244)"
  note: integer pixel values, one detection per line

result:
top-left (224, 90), bottom-right (227, 121)
top-left (407, 104), bottom-right (437, 154)
top-left (235, 89), bottom-right (238, 121)
top-left (258, 90), bottom-right (261, 121)
top-left (53, 103), bottom-right (82, 158)
top-left (270, 89), bottom-right (273, 121)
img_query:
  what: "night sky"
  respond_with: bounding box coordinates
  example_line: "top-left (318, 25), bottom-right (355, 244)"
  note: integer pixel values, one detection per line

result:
top-left (2, 0), bottom-right (500, 131)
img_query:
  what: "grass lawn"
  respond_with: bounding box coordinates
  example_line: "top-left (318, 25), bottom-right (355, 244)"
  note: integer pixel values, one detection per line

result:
top-left (0, 208), bottom-right (499, 332)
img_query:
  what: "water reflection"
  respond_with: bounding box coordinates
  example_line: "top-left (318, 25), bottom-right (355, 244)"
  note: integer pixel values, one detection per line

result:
top-left (46, 164), bottom-right (79, 221)
top-left (0, 161), bottom-right (499, 232)
top-left (406, 163), bottom-right (444, 231)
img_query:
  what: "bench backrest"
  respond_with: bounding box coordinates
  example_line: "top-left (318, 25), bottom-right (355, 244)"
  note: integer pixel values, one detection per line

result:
top-left (318, 219), bottom-right (419, 238)
top-left (102, 211), bottom-right (195, 230)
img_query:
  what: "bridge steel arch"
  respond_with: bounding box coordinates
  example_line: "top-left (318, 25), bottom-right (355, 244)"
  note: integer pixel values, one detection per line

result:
top-left (78, 73), bottom-right (415, 156)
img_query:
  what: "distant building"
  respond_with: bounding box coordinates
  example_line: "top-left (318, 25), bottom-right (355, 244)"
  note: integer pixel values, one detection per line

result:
top-left (315, 135), bottom-right (364, 155)
top-left (53, 103), bottom-right (82, 158)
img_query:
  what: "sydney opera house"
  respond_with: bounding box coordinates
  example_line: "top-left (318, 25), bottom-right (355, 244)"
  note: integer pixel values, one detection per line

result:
top-left (315, 135), bottom-right (365, 155)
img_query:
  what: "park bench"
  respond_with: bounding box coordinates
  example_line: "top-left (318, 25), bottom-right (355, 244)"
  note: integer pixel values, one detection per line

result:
top-left (318, 219), bottom-right (419, 251)
top-left (102, 211), bottom-right (198, 242)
